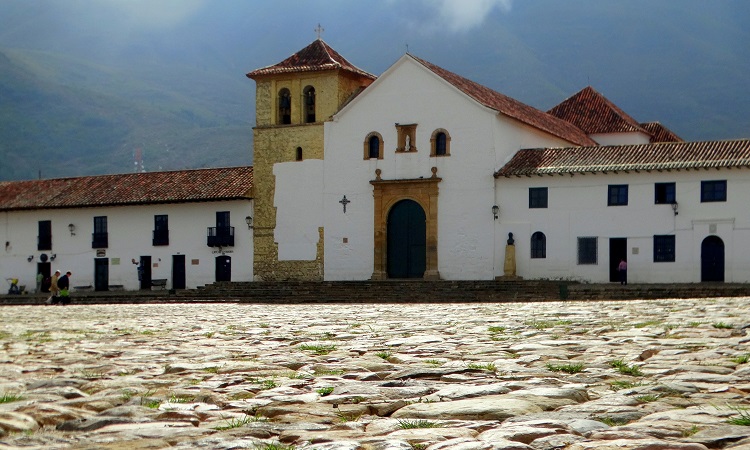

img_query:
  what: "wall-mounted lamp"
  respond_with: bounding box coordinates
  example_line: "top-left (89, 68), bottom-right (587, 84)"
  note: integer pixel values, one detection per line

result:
top-left (671, 202), bottom-right (679, 216)
top-left (492, 205), bottom-right (499, 220)
top-left (68, 223), bottom-right (76, 236)
top-left (245, 216), bottom-right (253, 229)
top-left (27, 255), bottom-right (34, 262)
top-left (50, 254), bottom-right (56, 261)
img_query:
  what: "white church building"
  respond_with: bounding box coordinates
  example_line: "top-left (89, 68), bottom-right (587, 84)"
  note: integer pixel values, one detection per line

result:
top-left (251, 40), bottom-right (750, 284)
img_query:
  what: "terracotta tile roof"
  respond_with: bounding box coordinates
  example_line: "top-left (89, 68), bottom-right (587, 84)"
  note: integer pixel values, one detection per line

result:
top-left (409, 55), bottom-right (595, 147)
top-left (0, 167), bottom-right (253, 211)
top-left (547, 86), bottom-right (648, 135)
top-left (495, 139), bottom-right (750, 177)
top-left (246, 39), bottom-right (376, 80)
top-left (640, 121), bottom-right (684, 143)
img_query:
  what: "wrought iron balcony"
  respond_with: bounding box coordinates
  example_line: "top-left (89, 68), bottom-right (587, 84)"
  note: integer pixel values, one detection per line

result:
top-left (92, 232), bottom-right (108, 249)
top-left (152, 229), bottom-right (170, 246)
top-left (207, 226), bottom-right (234, 247)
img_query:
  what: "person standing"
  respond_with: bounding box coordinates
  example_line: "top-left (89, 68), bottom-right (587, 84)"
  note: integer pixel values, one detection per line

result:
top-left (46, 270), bottom-right (61, 304)
top-left (57, 271), bottom-right (72, 305)
top-left (36, 272), bottom-right (43, 294)
top-left (618, 259), bottom-right (628, 285)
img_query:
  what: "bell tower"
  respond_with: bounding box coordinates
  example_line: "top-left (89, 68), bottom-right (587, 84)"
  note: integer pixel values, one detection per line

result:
top-left (246, 39), bottom-right (375, 281)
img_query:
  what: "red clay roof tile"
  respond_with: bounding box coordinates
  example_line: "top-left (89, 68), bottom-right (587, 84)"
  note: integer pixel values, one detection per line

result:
top-left (495, 139), bottom-right (750, 177)
top-left (548, 86), bottom-right (648, 135)
top-left (246, 39), bottom-right (376, 80)
top-left (0, 167), bottom-right (253, 211)
top-left (640, 121), bottom-right (684, 143)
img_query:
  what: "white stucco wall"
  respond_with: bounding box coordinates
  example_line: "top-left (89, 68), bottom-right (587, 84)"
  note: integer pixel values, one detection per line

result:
top-left (0, 199), bottom-right (253, 292)
top-left (322, 56), bottom-right (579, 281)
top-left (496, 169), bottom-right (750, 283)
top-left (273, 159), bottom-right (324, 260)
top-left (590, 132), bottom-right (651, 146)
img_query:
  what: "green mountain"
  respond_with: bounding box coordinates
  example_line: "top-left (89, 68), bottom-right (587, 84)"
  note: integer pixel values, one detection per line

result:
top-left (0, 47), bottom-right (251, 181)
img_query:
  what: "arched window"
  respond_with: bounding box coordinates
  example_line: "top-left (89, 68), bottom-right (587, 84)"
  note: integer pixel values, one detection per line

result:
top-left (430, 129), bottom-right (451, 156)
top-left (303, 85), bottom-right (316, 123)
top-left (531, 232), bottom-right (546, 259)
top-left (369, 136), bottom-right (380, 159)
top-left (295, 147), bottom-right (303, 161)
top-left (363, 132), bottom-right (384, 160)
top-left (278, 88), bottom-right (291, 125)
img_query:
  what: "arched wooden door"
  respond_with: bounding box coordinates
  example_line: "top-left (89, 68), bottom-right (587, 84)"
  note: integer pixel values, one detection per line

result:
top-left (701, 236), bottom-right (725, 282)
top-left (387, 199), bottom-right (426, 278)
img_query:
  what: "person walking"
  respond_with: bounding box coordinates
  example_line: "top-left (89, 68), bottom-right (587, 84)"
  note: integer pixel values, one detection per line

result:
top-left (56, 271), bottom-right (72, 305)
top-left (46, 270), bottom-right (61, 304)
top-left (618, 259), bottom-right (628, 285)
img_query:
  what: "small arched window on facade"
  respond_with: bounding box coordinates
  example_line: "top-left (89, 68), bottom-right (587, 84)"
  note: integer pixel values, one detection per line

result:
top-left (430, 129), bottom-right (451, 156)
top-left (303, 85), bottom-right (316, 123)
top-left (295, 147), bottom-right (303, 161)
top-left (363, 132), bottom-right (384, 160)
top-left (278, 88), bottom-right (291, 125)
top-left (531, 231), bottom-right (547, 259)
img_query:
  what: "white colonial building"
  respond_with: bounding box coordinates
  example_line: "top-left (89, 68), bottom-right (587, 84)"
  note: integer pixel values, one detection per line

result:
top-left (0, 167), bottom-right (253, 292)
top-left (250, 40), bottom-right (750, 284)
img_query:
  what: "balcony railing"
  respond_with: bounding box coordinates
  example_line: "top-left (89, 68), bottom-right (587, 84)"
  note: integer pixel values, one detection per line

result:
top-left (92, 232), bottom-right (109, 249)
top-left (207, 226), bottom-right (234, 247)
top-left (153, 229), bottom-right (170, 246)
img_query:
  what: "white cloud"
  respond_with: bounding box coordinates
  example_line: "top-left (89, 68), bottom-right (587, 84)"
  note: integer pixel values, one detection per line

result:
top-left (431, 0), bottom-right (513, 32)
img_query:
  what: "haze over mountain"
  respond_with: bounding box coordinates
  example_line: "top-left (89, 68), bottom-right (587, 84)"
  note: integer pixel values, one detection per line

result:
top-left (1, 0), bottom-right (748, 181)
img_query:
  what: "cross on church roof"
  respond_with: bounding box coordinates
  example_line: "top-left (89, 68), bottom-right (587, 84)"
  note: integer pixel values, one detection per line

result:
top-left (315, 23), bottom-right (325, 39)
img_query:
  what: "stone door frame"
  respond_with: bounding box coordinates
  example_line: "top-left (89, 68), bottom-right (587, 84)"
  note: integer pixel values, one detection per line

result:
top-left (370, 169), bottom-right (441, 280)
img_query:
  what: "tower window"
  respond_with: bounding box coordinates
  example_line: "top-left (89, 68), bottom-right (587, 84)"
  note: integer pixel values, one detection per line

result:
top-left (303, 86), bottom-right (316, 123)
top-left (278, 88), bottom-right (291, 125)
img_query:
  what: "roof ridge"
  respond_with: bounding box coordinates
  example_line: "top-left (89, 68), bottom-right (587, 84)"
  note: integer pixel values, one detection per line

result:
top-left (408, 55), bottom-right (595, 146)
top-left (548, 86), bottom-right (649, 135)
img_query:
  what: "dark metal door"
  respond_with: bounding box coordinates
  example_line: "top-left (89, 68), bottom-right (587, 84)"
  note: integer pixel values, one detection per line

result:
top-left (172, 255), bottom-right (186, 289)
top-left (216, 255), bottom-right (231, 282)
top-left (609, 238), bottom-right (627, 282)
top-left (94, 258), bottom-right (109, 291)
top-left (387, 200), bottom-right (426, 279)
top-left (701, 236), bottom-right (725, 282)
top-left (139, 256), bottom-right (152, 290)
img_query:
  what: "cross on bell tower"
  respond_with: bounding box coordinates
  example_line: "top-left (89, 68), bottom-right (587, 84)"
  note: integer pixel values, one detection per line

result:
top-left (314, 23), bottom-right (325, 39)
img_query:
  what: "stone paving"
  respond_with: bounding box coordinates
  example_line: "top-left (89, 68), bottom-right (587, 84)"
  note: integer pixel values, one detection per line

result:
top-left (0, 298), bottom-right (749, 450)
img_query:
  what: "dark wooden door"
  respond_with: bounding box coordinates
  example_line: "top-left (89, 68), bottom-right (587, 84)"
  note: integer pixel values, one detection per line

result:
top-left (701, 236), bottom-right (725, 282)
top-left (94, 258), bottom-right (109, 291)
top-left (387, 200), bottom-right (426, 279)
top-left (172, 255), bottom-right (186, 289)
top-left (37, 262), bottom-right (51, 292)
top-left (216, 255), bottom-right (231, 282)
top-left (609, 238), bottom-right (627, 282)
top-left (139, 256), bottom-right (152, 290)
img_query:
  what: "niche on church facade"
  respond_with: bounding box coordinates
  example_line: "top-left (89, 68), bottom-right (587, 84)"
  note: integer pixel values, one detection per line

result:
top-left (395, 124), bottom-right (417, 153)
